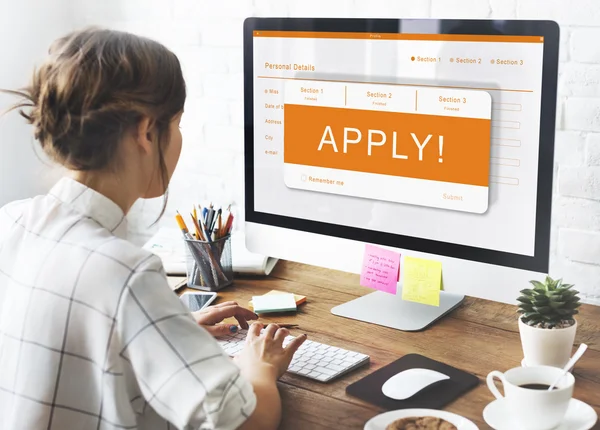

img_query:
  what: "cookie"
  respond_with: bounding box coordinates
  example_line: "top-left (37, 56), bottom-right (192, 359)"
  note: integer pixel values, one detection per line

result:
top-left (385, 416), bottom-right (458, 430)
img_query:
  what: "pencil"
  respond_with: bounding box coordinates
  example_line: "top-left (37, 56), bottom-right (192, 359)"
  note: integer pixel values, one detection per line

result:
top-left (216, 210), bottom-right (222, 238)
top-left (190, 212), bottom-right (204, 240)
top-left (175, 211), bottom-right (192, 238)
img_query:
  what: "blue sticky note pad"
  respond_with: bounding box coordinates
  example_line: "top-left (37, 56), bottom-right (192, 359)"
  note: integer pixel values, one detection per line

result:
top-left (252, 293), bottom-right (297, 314)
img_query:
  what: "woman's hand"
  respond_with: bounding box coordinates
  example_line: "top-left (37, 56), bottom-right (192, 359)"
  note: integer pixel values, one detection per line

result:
top-left (192, 301), bottom-right (258, 337)
top-left (234, 322), bottom-right (307, 380)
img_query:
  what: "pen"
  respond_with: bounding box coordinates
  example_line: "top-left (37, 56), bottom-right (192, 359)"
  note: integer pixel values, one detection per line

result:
top-left (198, 213), bottom-right (212, 242)
top-left (206, 208), bottom-right (215, 234)
top-left (216, 210), bottom-right (222, 239)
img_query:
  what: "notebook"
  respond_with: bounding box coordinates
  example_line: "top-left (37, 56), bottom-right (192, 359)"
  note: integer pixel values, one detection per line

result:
top-left (143, 227), bottom-right (278, 276)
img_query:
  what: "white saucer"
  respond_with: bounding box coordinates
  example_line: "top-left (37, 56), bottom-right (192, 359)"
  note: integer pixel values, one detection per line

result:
top-left (483, 397), bottom-right (597, 430)
top-left (364, 408), bottom-right (478, 430)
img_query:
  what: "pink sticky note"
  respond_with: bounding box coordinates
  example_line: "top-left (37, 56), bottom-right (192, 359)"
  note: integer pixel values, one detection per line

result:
top-left (360, 244), bottom-right (400, 294)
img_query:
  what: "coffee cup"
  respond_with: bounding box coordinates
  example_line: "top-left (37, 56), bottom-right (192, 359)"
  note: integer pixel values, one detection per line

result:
top-left (486, 365), bottom-right (574, 430)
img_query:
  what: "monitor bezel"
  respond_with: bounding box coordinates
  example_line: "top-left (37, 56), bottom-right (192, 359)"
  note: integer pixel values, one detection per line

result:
top-left (243, 18), bottom-right (559, 273)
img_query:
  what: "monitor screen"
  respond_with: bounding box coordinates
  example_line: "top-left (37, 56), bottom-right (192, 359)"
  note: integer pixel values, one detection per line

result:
top-left (244, 19), bottom-right (558, 272)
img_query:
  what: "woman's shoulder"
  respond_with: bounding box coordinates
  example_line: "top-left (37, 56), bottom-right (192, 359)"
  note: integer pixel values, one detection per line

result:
top-left (0, 198), bottom-right (32, 238)
top-left (99, 237), bottom-right (164, 275)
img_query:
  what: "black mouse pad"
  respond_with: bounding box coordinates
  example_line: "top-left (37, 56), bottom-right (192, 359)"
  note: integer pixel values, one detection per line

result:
top-left (346, 354), bottom-right (479, 410)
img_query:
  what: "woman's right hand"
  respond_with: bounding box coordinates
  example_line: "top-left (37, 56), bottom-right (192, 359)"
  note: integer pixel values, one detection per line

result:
top-left (233, 322), bottom-right (307, 380)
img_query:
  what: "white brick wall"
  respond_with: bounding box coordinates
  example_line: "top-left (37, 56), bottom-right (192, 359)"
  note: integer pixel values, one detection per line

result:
top-left (72, 0), bottom-right (600, 304)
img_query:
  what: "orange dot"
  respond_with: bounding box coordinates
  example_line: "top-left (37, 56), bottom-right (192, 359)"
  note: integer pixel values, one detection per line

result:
top-left (411, 56), bottom-right (415, 61)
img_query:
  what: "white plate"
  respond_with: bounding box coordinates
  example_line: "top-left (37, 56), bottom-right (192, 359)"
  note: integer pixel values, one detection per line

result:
top-left (483, 398), bottom-right (598, 430)
top-left (364, 409), bottom-right (479, 430)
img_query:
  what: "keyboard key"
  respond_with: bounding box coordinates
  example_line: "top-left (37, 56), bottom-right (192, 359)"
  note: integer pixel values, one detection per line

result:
top-left (314, 366), bottom-right (336, 376)
top-left (315, 373), bottom-right (330, 382)
top-left (299, 369), bottom-right (312, 376)
top-left (332, 359), bottom-right (343, 365)
top-left (304, 364), bottom-right (316, 371)
top-left (308, 371), bottom-right (322, 379)
top-left (325, 364), bottom-right (345, 372)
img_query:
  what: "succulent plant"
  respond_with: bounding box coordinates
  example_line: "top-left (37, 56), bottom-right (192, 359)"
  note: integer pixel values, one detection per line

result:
top-left (517, 276), bottom-right (581, 329)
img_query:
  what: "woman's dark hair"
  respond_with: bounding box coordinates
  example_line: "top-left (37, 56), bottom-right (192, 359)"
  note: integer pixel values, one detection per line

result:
top-left (3, 27), bottom-right (186, 216)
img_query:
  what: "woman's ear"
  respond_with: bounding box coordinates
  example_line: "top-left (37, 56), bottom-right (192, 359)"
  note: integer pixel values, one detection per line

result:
top-left (135, 117), bottom-right (154, 154)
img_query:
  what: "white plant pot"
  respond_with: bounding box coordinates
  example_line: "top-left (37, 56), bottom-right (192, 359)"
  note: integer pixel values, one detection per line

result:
top-left (518, 317), bottom-right (577, 368)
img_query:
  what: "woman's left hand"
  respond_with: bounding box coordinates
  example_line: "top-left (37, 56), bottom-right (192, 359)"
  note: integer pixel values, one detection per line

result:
top-left (193, 301), bottom-right (259, 337)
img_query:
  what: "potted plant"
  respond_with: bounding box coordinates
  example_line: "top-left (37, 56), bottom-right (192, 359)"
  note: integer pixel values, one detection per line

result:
top-left (517, 276), bottom-right (581, 368)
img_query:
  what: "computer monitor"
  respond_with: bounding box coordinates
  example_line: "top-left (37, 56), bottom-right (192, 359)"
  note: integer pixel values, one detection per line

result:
top-left (243, 18), bottom-right (559, 331)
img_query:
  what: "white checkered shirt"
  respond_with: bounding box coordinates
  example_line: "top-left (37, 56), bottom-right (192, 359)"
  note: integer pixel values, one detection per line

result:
top-left (0, 177), bottom-right (256, 430)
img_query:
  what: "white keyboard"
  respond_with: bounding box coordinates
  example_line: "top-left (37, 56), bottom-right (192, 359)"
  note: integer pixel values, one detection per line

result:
top-left (217, 329), bottom-right (370, 382)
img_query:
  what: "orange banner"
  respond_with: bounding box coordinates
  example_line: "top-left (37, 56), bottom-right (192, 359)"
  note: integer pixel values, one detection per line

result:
top-left (254, 31), bottom-right (543, 43)
top-left (283, 104), bottom-right (491, 187)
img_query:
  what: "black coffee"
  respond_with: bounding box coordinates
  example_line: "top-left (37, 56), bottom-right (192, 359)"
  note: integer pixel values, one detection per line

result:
top-left (519, 383), bottom-right (554, 390)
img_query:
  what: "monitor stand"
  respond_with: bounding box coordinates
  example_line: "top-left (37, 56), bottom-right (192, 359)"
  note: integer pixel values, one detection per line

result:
top-left (331, 287), bottom-right (465, 332)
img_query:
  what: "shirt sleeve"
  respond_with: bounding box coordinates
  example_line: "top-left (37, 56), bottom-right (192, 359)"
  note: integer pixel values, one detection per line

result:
top-left (115, 255), bottom-right (256, 430)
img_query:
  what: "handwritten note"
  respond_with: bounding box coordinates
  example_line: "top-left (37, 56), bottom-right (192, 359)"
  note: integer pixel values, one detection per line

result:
top-left (402, 256), bottom-right (442, 306)
top-left (360, 245), bottom-right (400, 294)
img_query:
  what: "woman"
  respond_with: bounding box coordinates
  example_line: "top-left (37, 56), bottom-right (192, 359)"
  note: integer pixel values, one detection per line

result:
top-left (0, 27), bottom-right (305, 429)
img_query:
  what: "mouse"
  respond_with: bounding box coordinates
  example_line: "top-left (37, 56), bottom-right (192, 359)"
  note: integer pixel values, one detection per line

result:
top-left (381, 368), bottom-right (450, 400)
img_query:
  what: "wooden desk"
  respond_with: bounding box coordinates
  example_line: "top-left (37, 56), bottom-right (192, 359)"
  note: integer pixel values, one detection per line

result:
top-left (171, 261), bottom-right (600, 429)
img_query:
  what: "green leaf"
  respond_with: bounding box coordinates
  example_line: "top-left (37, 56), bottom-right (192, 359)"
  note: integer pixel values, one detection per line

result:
top-left (517, 296), bottom-right (533, 305)
top-left (534, 306), bottom-right (552, 314)
top-left (520, 288), bottom-right (535, 296)
top-left (530, 280), bottom-right (546, 290)
top-left (518, 304), bottom-right (535, 313)
top-left (549, 301), bottom-right (566, 309)
top-left (533, 297), bottom-right (550, 305)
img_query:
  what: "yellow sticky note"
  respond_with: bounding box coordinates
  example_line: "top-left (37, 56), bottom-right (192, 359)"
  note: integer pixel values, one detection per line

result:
top-left (402, 256), bottom-right (442, 306)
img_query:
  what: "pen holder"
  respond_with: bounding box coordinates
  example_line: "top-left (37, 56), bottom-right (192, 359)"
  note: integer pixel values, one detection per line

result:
top-left (184, 235), bottom-right (233, 292)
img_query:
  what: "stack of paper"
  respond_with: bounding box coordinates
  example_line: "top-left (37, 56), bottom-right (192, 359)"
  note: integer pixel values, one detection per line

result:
top-left (143, 227), bottom-right (278, 276)
top-left (251, 293), bottom-right (297, 314)
top-left (249, 290), bottom-right (306, 310)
